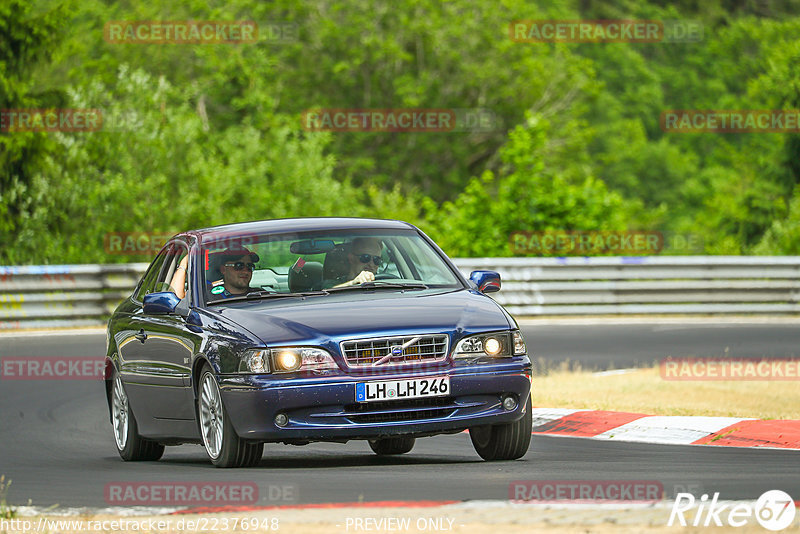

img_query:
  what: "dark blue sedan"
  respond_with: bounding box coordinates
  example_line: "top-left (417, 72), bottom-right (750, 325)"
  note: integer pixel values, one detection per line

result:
top-left (105, 218), bottom-right (532, 467)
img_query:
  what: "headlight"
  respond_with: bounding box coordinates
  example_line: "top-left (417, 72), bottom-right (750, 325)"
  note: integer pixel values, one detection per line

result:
top-left (454, 332), bottom-right (515, 359)
top-left (238, 347), bottom-right (338, 374)
top-left (239, 349), bottom-right (270, 373)
top-left (271, 347), bottom-right (337, 374)
top-left (275, 350), bottom-right (301, 372)
top-left (484, 337), bottom-right (502, 355)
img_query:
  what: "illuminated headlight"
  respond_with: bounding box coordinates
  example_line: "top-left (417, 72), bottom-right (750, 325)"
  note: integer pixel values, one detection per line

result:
top-left (275, 350), bottom-right (301, 372)
top-left (238, 347), bottom-right (337, 374)
top-left (484, 337), bottom-right (502, 355)
top-left (271, 347), bottom-right (337, 374)
top-left (513, 330), bottom-right (526, 355)
top-left (454, 332), bottom-right (513, 359)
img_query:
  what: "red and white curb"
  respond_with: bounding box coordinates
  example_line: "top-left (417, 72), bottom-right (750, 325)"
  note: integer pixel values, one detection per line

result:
top-left (530, 408), bottom-right (800, 449)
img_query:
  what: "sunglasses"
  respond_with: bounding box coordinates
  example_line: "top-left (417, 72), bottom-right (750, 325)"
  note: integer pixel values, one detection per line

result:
top-left (224, 262), bottom-right (256, 272)
top-left (353, 253), bottom-right (382, 266)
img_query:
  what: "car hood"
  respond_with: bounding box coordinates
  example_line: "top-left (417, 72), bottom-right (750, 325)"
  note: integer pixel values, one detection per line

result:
top-left (212, 289), bottom-right (512, 346)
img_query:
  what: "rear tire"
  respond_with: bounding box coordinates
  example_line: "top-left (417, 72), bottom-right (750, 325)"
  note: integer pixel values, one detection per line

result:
top-left (198, 366), bottom-right (263, 468)
top-left (469, 396), bottom-right (532, 461)
top-left (111, 373), bottom-right (164, 461)
top-left (368, 436), bottom-right (416, 455)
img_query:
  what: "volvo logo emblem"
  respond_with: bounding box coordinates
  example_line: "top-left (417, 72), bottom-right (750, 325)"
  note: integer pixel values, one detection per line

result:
top-left (372, 336), bottom-right (422, 366)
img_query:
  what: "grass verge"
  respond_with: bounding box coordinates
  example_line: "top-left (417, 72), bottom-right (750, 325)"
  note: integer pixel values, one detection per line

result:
top-left (0, 475), bottom-right (15, 519)
top-left (533, 363), bottom-right (800, 419)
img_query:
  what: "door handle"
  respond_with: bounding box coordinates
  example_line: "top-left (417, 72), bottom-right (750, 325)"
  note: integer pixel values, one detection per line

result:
top-left (135, 329), bottom-right (147, 343)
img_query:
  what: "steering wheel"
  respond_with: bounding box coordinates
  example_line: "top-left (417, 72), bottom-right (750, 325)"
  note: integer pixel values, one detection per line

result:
top-left (374, 273), bottom-right (400, 280)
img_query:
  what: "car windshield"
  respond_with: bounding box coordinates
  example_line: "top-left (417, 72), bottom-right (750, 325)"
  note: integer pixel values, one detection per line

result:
top-left (202, 228), bottom-right (462, 303)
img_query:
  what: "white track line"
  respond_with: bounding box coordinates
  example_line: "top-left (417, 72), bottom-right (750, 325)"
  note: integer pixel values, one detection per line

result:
top-left (594, 416), bottom-right (752, 445)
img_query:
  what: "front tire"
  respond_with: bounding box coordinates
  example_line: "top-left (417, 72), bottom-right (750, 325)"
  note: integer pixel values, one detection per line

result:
top-left (368, 436), bottom-right (416, 455)
top-left (469, 396), bottom-right (532, 461)
top-left (198, 366), bottom-right (263, 468)
top-left (111, 373), bottom-right (164, 461)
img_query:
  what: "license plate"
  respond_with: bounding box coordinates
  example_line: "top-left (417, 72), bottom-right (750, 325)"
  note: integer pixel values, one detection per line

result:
top-left (355, 376), bottom-right (450, 403)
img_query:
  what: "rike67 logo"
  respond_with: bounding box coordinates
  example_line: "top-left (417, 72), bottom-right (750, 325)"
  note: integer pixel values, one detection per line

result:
top-left (669, 490), bottom-right (796, 531)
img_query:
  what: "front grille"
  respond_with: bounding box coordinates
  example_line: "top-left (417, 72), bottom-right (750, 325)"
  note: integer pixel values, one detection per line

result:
top-left (340, 334), bottom-right (449, 367)
top-left (346, 397), bottom-right (454, 412)
top-left (348, 409), bottom-right (454, 424)
top-left (344, 397), bottom-right (456, 423)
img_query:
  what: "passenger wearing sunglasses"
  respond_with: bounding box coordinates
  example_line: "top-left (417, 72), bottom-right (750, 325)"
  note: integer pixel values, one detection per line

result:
top-left (209, 248), bottom-right (260, 299)
top-left (333, 237), bottom-right (383, 288)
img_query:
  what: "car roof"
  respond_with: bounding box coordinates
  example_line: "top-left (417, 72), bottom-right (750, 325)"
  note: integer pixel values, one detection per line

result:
top-left (181, 217), bottom-right (417, 243)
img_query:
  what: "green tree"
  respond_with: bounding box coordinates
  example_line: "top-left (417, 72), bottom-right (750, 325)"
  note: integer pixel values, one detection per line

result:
top-left (426, 114), bottom-right (635, 256)
top-left (0, 0), bottom-right (67, 256)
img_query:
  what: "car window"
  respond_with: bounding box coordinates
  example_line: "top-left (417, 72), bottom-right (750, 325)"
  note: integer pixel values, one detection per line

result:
top-left (133, 244), bottom-right (189, 301)
top-left (167, 245), bottom-right (190, 299)
top-left (153, 244), bottom-right (186, 293)
top-left (202, 229), bottom-right (462, 302)
top-left (134, 248), bottom-right (170, 301)
top-left (386, 236), bottom-right (456, 284)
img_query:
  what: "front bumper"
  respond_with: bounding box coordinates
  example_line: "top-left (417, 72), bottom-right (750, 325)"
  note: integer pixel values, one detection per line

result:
top-left (218, 359), bottom-right (531, 442)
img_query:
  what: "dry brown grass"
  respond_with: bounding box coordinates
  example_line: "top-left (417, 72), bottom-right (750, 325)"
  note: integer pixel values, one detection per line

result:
top-left (532, 364), bottom-right (800, 419)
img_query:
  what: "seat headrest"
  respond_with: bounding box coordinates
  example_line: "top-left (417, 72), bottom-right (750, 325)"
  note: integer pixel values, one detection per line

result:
top-left (288, 261), bottom-right (323, 292)
top-left (323, 245), bottom-right (349, 281)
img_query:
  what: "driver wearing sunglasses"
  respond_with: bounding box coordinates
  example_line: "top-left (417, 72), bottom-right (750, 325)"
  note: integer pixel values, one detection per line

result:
top-left (333, 237), bottom-right (383, 288)
top-left (209, 248), bottom-right (260, 298)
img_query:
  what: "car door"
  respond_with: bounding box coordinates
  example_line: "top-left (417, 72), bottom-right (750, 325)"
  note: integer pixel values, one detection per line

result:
top-left (119, 243), bottom-right (197, 431)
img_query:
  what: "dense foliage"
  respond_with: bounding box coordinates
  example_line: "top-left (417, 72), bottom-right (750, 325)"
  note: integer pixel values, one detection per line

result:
top-left (2, 0), bottom-right (799, 263)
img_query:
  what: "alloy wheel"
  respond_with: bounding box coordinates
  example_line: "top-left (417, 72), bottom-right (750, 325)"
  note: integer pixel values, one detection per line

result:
top-left (112, 375), bottom-right (129, 450)
top-left (199, 372), bottom-right (224, 459)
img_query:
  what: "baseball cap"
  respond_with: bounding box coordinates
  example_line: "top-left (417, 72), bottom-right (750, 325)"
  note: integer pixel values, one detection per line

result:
top-left (215, 247), bottom-right (260, 264)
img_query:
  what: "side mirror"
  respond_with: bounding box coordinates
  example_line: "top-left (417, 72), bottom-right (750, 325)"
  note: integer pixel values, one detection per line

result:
top-left (469, 270), bottom-right (501, 294)
top-left (143, 291), bottom-right (181, 315)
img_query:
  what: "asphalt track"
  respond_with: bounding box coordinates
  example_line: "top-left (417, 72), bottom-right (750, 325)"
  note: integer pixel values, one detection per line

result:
top-left (1, 323), bottom-right (799, 509)
top-left (521, 319), bottom-right (800, 370)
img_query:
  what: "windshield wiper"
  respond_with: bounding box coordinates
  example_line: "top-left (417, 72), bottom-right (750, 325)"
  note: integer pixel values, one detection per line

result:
top-left (208, 290), bottom-right (329, 304)
top-left (208, 282), bottom-right (428, 303)
top-left (326, 281), bottom-right (429, 292)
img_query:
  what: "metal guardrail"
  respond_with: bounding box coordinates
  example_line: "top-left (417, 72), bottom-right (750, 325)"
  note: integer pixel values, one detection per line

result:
top-left (0, 263), bottom-right (148, 330)
top-left (454, 256), bottom-right (800, 316)
top-left (1, 257), bottom-right (799, 329)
